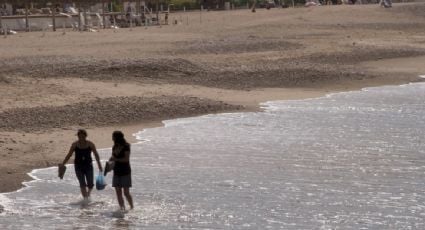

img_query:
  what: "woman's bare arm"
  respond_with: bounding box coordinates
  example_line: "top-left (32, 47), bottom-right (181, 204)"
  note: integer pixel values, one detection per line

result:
top-left (61, 143), bottom-right (76, 165)
top-left (90, 142), bottom-right (103, 172)
top-left (110, 151), bottom-right (130, 163)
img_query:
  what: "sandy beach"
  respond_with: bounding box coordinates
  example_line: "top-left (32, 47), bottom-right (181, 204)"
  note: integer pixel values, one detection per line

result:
top-left (1, 3), bottom-right (425, 193)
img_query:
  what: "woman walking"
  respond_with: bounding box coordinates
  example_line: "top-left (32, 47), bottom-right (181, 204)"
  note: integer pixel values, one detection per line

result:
top-left (60, 129), bottom-right (103, 204)
top-left (109, 131), bottom-right (134, 211)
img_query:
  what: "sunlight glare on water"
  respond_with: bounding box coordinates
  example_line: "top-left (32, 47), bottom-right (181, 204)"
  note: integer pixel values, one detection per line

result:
top-left (0, 83), bottom-right (424, 229)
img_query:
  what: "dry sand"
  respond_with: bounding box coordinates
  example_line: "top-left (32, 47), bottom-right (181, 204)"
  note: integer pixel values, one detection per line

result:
top-left (1, 3), bottom-right (425, 192)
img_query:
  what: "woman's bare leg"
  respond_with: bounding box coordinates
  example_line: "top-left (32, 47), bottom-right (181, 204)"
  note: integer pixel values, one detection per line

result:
top-left (115, 187), bottom-right (125, 210)
top-left (80, 186), bottom-right (88, 198)
top-left (123, 188), bottom-right (134, 209)
top-left (87, 187), bottom-right (93, 197)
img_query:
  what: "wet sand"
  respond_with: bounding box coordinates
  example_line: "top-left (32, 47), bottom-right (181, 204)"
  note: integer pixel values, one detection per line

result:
top-left (1, 3), bottom-right (425, 192)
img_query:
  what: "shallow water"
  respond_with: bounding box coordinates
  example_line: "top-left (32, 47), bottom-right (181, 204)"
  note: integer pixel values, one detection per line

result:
top-left (1, 83), bottom-right (424, 229)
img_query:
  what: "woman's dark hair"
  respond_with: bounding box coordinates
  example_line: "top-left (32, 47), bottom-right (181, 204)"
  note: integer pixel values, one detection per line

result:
top-left (112, 131), bottom-right (127, 146)
top-left (77, 129), bottom-right (87, 137)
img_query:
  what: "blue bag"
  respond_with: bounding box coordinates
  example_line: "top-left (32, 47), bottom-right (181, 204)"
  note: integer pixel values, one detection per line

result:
top-left (96, 172), bottom-right (106, 190)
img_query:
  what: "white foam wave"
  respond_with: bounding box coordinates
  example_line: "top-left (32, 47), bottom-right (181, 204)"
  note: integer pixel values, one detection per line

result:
top-left (262, 82), bottom-right (425, 112)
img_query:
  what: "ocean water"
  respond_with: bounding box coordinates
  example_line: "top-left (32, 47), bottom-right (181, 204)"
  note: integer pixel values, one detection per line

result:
top-left (0, 83), bottom-right (424, 229)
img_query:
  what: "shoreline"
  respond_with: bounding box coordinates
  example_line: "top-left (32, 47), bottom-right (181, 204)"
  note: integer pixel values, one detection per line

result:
top-left (2, 74), bottom-right (424, 195)
top-left (1, 3), bottom-right (425, 193)
top-left (0, 81), bottom-right (402, 196)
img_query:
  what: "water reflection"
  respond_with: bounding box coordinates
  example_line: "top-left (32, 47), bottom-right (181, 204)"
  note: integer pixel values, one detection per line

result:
top-left (0, 83), bottom-right (424, 229)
